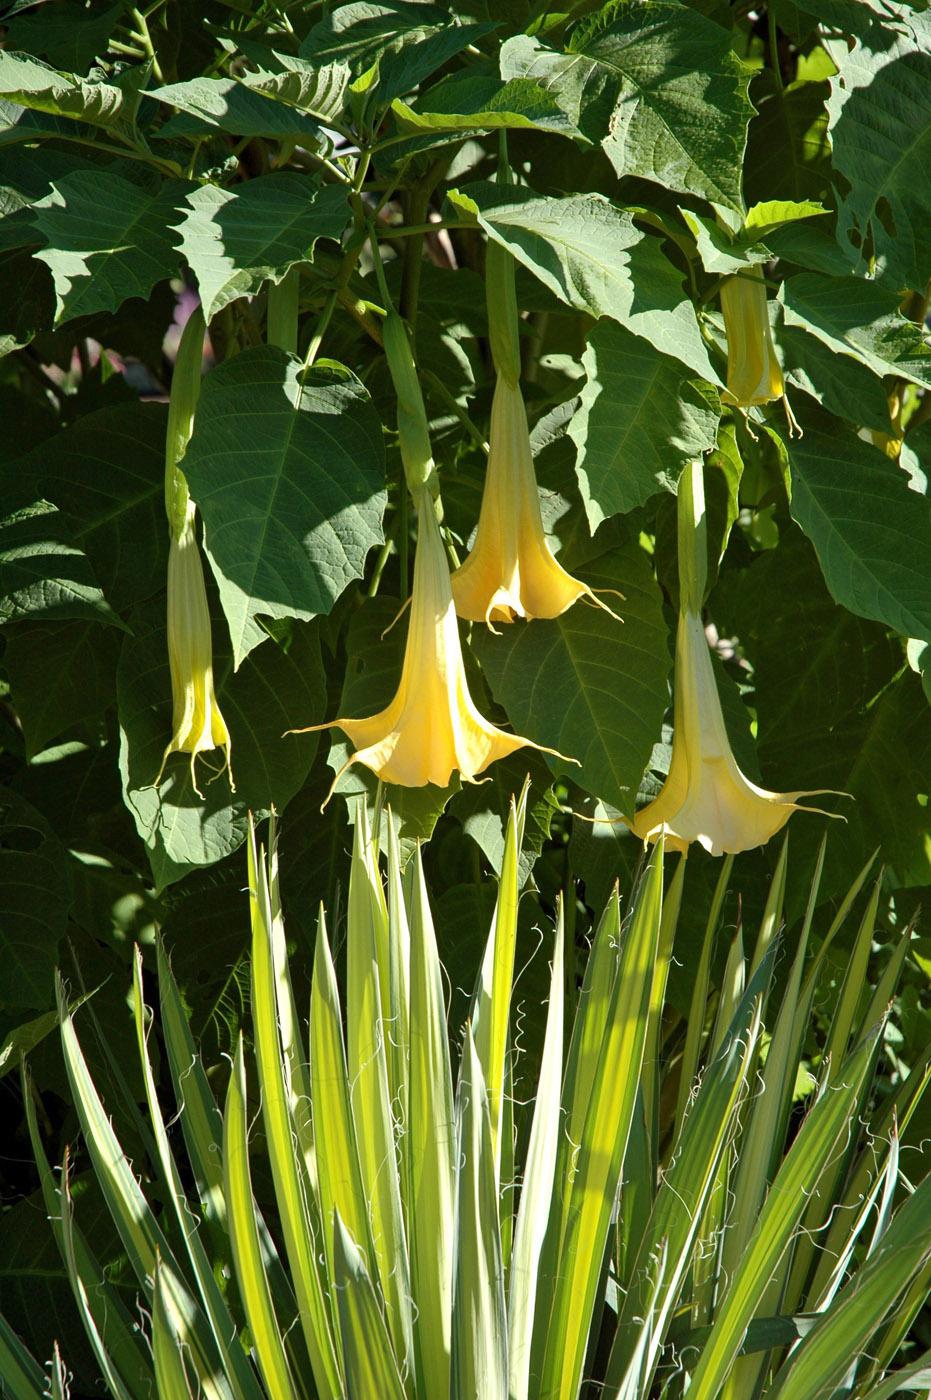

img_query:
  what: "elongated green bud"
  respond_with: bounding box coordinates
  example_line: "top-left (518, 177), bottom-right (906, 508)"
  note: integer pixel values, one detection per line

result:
top-left (165, 308), bottom-right (206, 539)
top-left (382, 310), bottom-right (435, 493)
top-left (485, 240), bottom-right (521, 387)
top-left (677, 460), bottom-right (707, 615)
top-left (266, 266), bottom-right (299, 355)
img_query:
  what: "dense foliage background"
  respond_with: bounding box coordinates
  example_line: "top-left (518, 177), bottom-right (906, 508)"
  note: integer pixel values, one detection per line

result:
top-left (0, 0), bottom-right (930, 1388)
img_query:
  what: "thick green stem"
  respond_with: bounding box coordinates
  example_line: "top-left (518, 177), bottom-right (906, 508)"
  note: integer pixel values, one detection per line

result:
top-left (399, 155), bottom-right (447, 338)
top-left (382, 310), bottom-right (435, 494)
top-left (400, 189), bottom-right (429, 336)
top-left (302, 148), bottom-right (374, 366)
top-left (366, 536), bottom-right (393, 598)
top-left (486, 139), bottom-right (521, 385)
top-left (129, 5), bottom-right (164, 82)
top-left (369, 216), bottom-right (437, 497)
top-left (486, 242), bottom-right (521, 386)
top-left (267, 267), bottom-right (299, 355)
top-left (677, 460), bottom-right (708, 615)
top-left (377, 220), bottom-right (453, 239)
top-left (165, 308), bottom-right (206, 538)
top-left (304, 289), bottom-right (339, 369)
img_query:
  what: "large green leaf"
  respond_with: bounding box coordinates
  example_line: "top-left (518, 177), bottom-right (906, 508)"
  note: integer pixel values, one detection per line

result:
top-left (302, 2), bottom-right (496, 106)
top-left (175, 175), bottom-right (349, 322)
top-left (118, 600), bottom-right (325, 888)
top-left (5, 618), bottom-right (121, 756)
top-left (159, 864), bottom-right (253, 1064)
top-left (475, 542), bottom-right (670, 815)
top-left (181, 348), bottom-right (386, 665)
top-left (776, 407), bottom-right (931, 643)
top-left (302, 0), bottom-right (476, 68)
top-left (682, 201), bottom-right (825, 277)
top-left (500, 0), bottom-right (753, 212)
top-left (0, 245), bottom-right (55, 353)
top-left (455, 182), bottom-right (716, 380)
top-left (32, 170), bottom-right (189, 323)
top-left (391, 74), bottom-right (577, 137)
top-left (0, 145), bottom-right (90, 215)
top-left (3, 4), bottom-right (122, 75)
top-left (0, 50), bottom-right (137, 136)
top-left (449, 750), bottom-right (557, 885)
top-left (0, 500), bottom-right (119, 626)
top-left (713, 530), bottom-right (931, 895)
top-left (825, 17), bottom-right (931, 289)
top-left (777, 322), bottom-right (893, 433)
top-left (23, 402), bottom-right (167, 612)
top-left (146, 77), bottom-right (325, 139)
top-left (302, 0), bottom-right (443, 59)
top-left (744, 80), bottom-right (832, 206)
top-left (822, 668), bottom-right (931, 889)
top-left (780, 271), bottom-right (931, 387)
top-left (235, 49), bottom-right (351, 124)
top-left (378, 27), bottom-right (498, 108)
top-left (570, 320), bottom-right (720, 525)
top-left (0, 790), bottom-right (71, 1009)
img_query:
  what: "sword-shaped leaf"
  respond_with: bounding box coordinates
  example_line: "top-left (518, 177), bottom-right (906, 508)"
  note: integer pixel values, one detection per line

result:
top-left (685, 1024), bottom-right (882, 1400)
top-left (223, 1038), bottom-right (298, 1400)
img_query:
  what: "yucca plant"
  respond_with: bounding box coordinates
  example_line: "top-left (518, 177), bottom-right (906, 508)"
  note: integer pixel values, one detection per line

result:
top-left (6, 797), bottom-right (931, 1400)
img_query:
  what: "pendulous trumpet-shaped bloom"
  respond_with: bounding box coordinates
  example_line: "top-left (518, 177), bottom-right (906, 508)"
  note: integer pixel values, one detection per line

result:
top-left (155, 307), bottom-right (232, 795)
top-left (451, 376), bottom-right (620, 627)
top-left (292, 487), bottom-right (568, 794)
top-left (630, 611), bottom-right (834, 855)
top-left (720, 265), bottom-right (784, 408)
top-left (451, 237), bottom-right (618, 628)
top-left (631, 461), bottom-right (837, 856)
top-left (156, 505), bottom-right (233, 796)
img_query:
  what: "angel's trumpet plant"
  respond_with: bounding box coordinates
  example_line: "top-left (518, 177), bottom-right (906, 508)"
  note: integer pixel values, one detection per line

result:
top-left (292, 307), bottom-right (568, 795)
top-left (631, 461), bottom-right (838, 855)
top-left (155, 308), bottom-right (232, 796)
top-left (451, 241), bottom-right (619, 627)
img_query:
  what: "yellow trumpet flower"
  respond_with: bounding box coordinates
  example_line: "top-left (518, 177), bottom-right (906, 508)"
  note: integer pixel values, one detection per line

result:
top-left (630, 611), bottom-right (837, 855)
top-left (293, 488), bottom-right (570, 794)
top-left (155, 307), bottom-right (232, 796)
top-left (720, 266), bottom-right (784, 407)
top-left (631, 462), bottom-right (838, 855)
top-left (156, 504), bottom-right (233, 796)
top-left (451, 376), bottom-right (621, 627)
